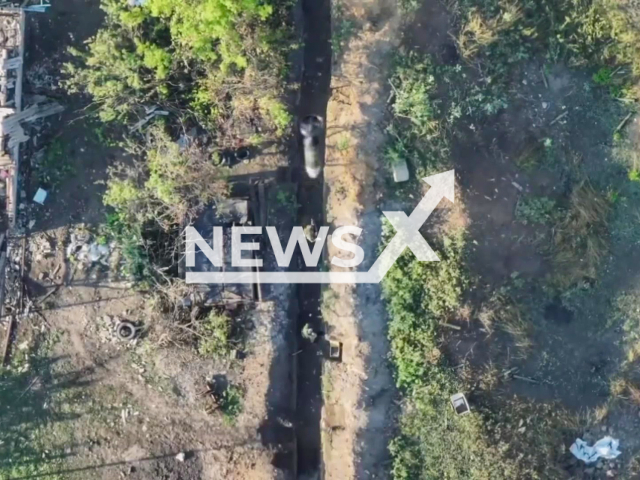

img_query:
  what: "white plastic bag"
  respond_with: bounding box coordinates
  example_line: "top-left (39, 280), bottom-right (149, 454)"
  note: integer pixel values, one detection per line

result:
top-left (570, 436), bottom-right (621, 464)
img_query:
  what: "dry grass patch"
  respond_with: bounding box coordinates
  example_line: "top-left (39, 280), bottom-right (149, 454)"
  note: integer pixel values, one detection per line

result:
top-left (551, 181), bottom-right (611, 288)
top-left (478, 290), bottom-right (533, 354)
top-left (455, 3), bottom-right (522, 59)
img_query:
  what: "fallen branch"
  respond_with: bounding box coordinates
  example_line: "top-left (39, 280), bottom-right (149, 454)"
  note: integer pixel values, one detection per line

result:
top-left (549, 111), bottom-right (568, 125)
top-left (1, 316), bottom-right (14, 366)
top-left (513, 374), bottom-right (540, 384)
top-left (440, 322), bottom-right (461, 331)
top-left (614, 112), bottom-right (633, 134)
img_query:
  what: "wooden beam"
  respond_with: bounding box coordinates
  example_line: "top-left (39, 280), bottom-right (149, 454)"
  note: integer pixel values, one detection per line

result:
top-left (1, 315), bottom-right (14, 366)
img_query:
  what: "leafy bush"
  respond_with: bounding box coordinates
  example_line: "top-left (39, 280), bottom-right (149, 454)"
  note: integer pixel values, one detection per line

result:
top-left (64, 0), bottom-right (292, 136)
top-left (218, 384), bottom-right (243, 425)
top-left (104, 127), bottom-right (229, 227)
top-left (385, 51), bottom-right (449, 176)
top-left (382, 225), bottom-right (468, 392)
top-left (593, 66), bottom-right (614, 85)
top-left (198, 311), bottom-right (232, 358)
top-left (515, 196), bottom-right (558, 225)
top-left (102, 127), bottom-right (229, 283)
top-left (35, 139), bottom-right (75, 188)
top-left (104, 212), bottom-right (153, 282)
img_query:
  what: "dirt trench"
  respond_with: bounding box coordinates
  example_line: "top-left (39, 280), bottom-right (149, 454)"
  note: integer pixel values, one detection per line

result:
top-left (294, 0), bottom-right (332, 477)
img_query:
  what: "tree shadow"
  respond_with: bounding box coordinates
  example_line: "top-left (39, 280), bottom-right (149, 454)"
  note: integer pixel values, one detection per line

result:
top-left (0, 353), bottom-right (97, 474)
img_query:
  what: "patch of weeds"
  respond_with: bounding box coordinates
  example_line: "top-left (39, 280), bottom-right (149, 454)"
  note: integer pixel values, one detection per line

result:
top-left (381, 225), bottom-right (571, 478)
top-left (514, 138), bottom-right (556, 171)
top-left (447, 0), bottom-right (640, 129)
top-left (336, 135), bottom-right (350, 152)
top-left (385, 51), bottom-right (449, 177)
top-left (593, 66), bottom-right (614, 86)
top-left (398, 0), bottom-right (420, 14)
top-left (478, 289), bottom-right (533, 354)
top-left (320, 288), bottom-right (339, 320)
top-left (103, 212), bottom-right (153, 283)
top-left (0, 333), bottom-right (77, 479)
top-left (455, 4), bottom-right (522, 60)
top-left (550, 181), bottom-right (611, 289)
top-left (515, 196), bottom-right (558, 225)
top-left (381, 224), bottom-right (468, 390)
top-left (332, 0), bottom-right (356, 63)
top-left (35, 139), bottom-right (75, 188)
top-left (592, 66), bottom-right (625, 96)
top-left (91, 122), bottom-right (120, 148)
top-left (276, 190), bottom-right (298, 211)
top-left (219, 384), bottom-right (243, 425)
top-left (198, 310), bottom-right (233, 358)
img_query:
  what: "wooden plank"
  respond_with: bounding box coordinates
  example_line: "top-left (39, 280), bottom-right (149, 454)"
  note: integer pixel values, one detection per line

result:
top-left (14, 9), bottom-right (24, 112)
top-left (0, 49), bottom-right (8, 106)
top-left (258, 182), bottom-right (268, 228)
top-left (1, 56), bottom-right (21, 70)
top-left (8, 9), bottom-right (24, 226)
top-left (1, 315), bottom-right (14, 366)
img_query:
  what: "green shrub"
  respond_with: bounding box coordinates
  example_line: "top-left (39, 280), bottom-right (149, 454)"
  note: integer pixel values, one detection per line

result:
top-left (35, 139), bottom-right (75, 188)
top-left (65, 0), bottom-right (292, 132)
top-left (198, 311), bottom-right (232, 358)
top-left (385, 51), bottom-right (449, 176)
top-left (593, 66), bottom-right (614, 85)
top-left (259, 97), bottom-right (292, 135)
top-left (515, 196), bottom-right (558, 225)
top-left (382, 226), bottom-right (467, 391)
top-left (219, 384), bottom-right (243, 425)
top-left (104, 212), bottom-right (152, 282)
top-left (390, 52), bottom-right (439, 137)
top-left (104, 127), bottom-right (229, 226)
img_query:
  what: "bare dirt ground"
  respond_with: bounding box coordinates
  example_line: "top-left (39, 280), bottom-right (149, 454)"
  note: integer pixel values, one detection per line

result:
top-left (321, 0), bottom-right (400, 478)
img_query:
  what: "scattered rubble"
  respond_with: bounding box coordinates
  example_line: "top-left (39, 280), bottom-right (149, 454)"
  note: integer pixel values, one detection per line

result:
top-left (66, 228), bottom-right (113, 267)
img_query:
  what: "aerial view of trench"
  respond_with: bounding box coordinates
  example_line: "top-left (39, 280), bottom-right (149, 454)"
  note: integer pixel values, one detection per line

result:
top-left (295, 0), bottom-right (332, 476)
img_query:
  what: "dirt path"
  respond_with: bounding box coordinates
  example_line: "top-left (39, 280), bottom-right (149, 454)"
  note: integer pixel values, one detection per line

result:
top-left (321, 0), bottom-right (400, 478)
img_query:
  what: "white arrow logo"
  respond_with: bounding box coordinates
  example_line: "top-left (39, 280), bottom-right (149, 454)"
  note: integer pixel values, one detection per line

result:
top-left (367, 170), bottom-right (455, 282)
top-left (185, 170), bottom-right (455, 284)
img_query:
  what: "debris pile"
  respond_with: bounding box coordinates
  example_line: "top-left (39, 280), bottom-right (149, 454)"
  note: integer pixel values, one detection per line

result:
top-left (2, 239), bottom-right (22, 313)
top-left (90, 315), bottom-right (141, 346)
top-left (66, 228), bottom-right (113, 267)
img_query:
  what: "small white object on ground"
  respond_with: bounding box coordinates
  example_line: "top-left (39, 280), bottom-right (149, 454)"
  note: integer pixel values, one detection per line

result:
top-left (33, 188), bottom-right (47, 205)
top-left (570, 436), bottom-right (621, 463)
top-left (175, 452), bottom-right (186, 462)
top-left (392, 159), bottom-right (409, 183)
